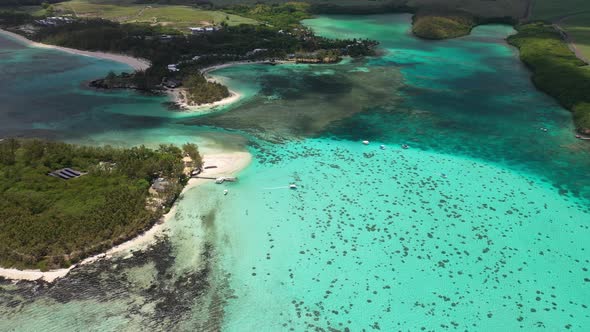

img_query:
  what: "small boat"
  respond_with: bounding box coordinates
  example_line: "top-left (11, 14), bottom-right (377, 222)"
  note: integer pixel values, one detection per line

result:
top-left (402, 144), bottom-right (409, 149)
top-left (380, 145), bottom-right (386, 150)
top-left (289, 184), bottom-right (298, 190)
top-left (441, 173), bottom-right (447, 179)
top-left (362, 140), bottom-right (370, 145)
top-left (224, 189), bottom-right (229, 195)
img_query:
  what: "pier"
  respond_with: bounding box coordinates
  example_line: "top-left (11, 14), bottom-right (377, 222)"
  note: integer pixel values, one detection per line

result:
top-left (192, 175), bottom-right (237, 184)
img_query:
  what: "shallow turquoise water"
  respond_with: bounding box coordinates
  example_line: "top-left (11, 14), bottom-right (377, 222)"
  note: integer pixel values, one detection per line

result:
top-left (1, 14), bottom-right (590, 331)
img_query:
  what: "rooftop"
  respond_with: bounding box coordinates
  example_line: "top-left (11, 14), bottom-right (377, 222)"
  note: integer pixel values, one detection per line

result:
top-left (48, 168), bottom-right (85, 180)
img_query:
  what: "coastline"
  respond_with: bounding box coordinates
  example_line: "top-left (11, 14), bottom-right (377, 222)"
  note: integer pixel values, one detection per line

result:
top-left (168, 87), bottom-right (243, 113)
top-left (0, 28), bottom-right (151, 71)
top-left (168, 60), bottom-right (288, 112)
top-left (0, 151), bottom-right (252, 283)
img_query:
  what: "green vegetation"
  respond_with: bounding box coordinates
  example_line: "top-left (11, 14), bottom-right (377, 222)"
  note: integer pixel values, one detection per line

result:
top-left (412, 12), bottom-right (475, 40)
top-left (183, 74), bottom-right (230, 105)
top-left (508, 23), bottom-right (590, 134)
top-left (182, 143), bottom-right (202, 168)
top-left (0, 139), bottom-right (200, 270)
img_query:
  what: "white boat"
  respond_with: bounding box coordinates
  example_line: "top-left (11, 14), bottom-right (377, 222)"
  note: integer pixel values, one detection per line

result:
top-left (224, 189), bottom-right (229, 195)
top-left (362, 140), bottom-right (369, 145)
top-left (289, 184), bottom-right (297, 189)
top-left (380, 145), bottom-right (386, 150)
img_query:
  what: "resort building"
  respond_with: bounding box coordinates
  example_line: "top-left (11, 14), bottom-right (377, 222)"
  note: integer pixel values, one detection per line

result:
top-left (189, 27), bottom-right (205, 34)
top-left (188, 26), bottom-right (220, 35)
top-left (35, 17), bottom-right (74, 27)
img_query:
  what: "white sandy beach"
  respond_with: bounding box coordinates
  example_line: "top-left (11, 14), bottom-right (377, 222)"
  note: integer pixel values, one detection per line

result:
top-left (0, 28), bottom-right (151, 71)
top-left (169, 87), bottom-right (243, 112)
top-left (0, 151), bottom-right (252, 283)
top-left (169, 60), bottom-right (291, 112)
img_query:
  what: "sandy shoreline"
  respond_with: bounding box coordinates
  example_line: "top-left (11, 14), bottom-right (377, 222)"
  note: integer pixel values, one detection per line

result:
top-left (0, 28), bottom-right (151, 71)
top-left (0, 151), bottom-right (252, 283)
top-left (168, 87), bottom-right (243, 113)
top-left (168, 60), bottom-right (290, 112)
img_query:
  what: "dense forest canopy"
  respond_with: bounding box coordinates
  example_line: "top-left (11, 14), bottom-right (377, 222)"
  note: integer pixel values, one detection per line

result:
top-left (0, 139), bottom-right (200, 270)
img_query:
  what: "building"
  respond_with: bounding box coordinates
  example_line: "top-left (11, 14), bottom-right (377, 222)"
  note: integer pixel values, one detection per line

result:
top-left (48, 168), bottom-right (85, 180)
top-left (189, 27), bottom-right (205, 34)
top-left (162, 78), bottom-right (181, 88)
top-left (246, 48), bottom-right (268, 57)
top-left (35, 16), bottom-right (74, 27)
top-left (188, 26), bottom-right (219, 35)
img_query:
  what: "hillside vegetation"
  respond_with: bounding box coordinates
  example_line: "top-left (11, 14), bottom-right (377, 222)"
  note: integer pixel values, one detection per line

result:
top-left (508, 23), bottom-right (590, 134)
top-left (0, 139), bottom-right (197, 270)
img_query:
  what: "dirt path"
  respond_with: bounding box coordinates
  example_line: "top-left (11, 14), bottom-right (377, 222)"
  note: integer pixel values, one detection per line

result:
top-left (552, 12), bottom-right (590, 65)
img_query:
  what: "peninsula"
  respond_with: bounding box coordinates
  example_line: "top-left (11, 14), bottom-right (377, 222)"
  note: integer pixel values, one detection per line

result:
top-left (0, 139), bottom-right (198, 271)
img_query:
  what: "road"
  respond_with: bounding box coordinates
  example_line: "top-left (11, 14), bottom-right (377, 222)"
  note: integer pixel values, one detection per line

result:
top-left (552, 12), bottom-right (590, 65)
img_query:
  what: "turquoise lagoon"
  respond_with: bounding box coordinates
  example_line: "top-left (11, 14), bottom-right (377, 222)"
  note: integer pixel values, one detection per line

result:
top-left (1, 14), bottom-right (590, 331)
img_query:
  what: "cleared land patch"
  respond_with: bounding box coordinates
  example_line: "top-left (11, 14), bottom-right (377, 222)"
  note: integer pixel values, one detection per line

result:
top-left (51, 0), bottom-right (258, 30)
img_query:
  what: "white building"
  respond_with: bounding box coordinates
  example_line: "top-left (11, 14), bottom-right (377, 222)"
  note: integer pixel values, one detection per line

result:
top-left (189, 27), bottom-right (205, 34)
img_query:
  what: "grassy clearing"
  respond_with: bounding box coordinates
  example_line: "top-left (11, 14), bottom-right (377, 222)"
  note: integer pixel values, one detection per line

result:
top-left (508, 22), bottom-right (590, 134)
top-left (560, 13), bottom-right (590, 60)
top-left (51, 0), bottom-right (257, 31)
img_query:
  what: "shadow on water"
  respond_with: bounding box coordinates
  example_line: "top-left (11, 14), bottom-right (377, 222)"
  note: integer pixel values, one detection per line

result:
top-left (183, 60), bottom-right (404, 142)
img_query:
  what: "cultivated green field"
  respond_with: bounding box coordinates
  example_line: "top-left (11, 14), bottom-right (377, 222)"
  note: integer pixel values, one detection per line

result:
top-left (51, 0), bottom-right (258, 30)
